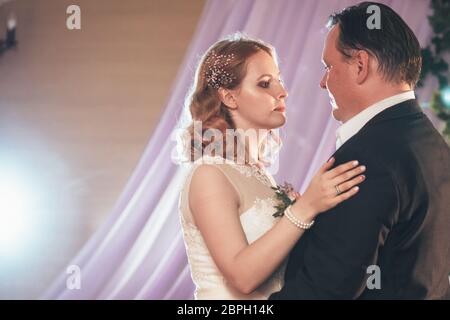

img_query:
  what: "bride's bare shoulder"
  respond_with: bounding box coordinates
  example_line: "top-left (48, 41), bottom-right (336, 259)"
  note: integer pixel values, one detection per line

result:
top-left (189, 163), bottom-right (240, 211)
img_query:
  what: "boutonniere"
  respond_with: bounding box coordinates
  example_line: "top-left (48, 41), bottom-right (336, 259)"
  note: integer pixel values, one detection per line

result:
top-left (271, 182), bottom-right (297, 218)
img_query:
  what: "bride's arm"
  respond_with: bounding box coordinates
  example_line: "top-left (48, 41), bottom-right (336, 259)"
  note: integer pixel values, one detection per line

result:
top-left (189, 158), bottom-right (365, 294)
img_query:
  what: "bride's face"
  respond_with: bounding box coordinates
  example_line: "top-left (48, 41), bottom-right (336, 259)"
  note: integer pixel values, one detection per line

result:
top-left (228, 51), bottom-right (288, 131)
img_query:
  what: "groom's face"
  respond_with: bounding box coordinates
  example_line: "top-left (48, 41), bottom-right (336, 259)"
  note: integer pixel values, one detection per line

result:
top-left (320, 26), bottom-right (356, 123)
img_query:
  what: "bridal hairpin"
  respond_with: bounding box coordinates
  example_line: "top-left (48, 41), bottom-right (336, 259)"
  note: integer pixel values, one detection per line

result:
top-left (204, 51), bottom-right (236, 89)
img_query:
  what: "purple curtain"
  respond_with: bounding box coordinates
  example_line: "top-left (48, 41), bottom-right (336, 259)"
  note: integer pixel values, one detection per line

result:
top-left (42, 0), bottom-right (434, 299)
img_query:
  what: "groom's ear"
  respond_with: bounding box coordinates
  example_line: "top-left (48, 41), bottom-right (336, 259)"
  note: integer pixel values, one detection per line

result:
top-left (217, 88), bottom-right (238, 110)
top-left (354, 50), bottom-right (370, 85)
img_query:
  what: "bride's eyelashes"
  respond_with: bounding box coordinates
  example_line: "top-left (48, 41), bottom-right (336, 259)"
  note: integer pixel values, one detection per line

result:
top-left (258, 78), bottom-right (284, 89)
top-left (258, 80), bottom-right (271, 88)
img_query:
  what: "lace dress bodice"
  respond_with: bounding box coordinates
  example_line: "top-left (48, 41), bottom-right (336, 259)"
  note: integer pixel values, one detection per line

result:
top-left (179, 157), bottom-right (286, 299)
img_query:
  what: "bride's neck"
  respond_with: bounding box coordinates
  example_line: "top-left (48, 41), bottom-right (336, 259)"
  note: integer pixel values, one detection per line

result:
top-left (240, 128), bottom-right (269, 166)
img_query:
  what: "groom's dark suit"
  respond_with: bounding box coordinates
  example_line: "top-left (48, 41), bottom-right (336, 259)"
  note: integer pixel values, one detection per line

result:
top-left (270, 99), bottom-right (450, 299)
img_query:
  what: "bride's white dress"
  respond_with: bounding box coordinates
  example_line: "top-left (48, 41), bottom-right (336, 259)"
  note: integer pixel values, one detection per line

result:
top-left (179, 157), bottom-right (286, 299)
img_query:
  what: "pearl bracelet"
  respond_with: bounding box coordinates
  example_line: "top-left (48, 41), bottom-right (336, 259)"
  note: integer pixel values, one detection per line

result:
top-left (284, 208), bottom-right (315, 230)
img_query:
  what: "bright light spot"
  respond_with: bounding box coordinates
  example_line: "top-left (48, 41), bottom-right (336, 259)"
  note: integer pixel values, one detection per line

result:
top-left (0, 169), bottom-right (35, 256)
top-left (441, 86), bottom-right (450, 109)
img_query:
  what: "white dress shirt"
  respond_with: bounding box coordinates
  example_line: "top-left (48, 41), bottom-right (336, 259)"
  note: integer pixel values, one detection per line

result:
top-left (336, 91), bottom-right (416, 150)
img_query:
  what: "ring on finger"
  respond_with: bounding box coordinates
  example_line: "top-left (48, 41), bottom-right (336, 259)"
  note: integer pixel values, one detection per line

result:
top-left (335, 184), bottom-right (342, 196)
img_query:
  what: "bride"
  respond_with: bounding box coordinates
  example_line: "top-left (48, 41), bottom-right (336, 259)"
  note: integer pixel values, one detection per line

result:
top-left (178, 33), bottom-right (366, 299)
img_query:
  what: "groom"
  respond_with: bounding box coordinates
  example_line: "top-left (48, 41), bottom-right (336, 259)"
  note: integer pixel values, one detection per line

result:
top-left (270, 2), bottom-right (450, 299)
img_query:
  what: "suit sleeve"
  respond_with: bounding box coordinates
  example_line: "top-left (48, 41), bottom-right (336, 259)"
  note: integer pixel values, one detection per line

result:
top-left (270, 156), bottom-right (399, 299)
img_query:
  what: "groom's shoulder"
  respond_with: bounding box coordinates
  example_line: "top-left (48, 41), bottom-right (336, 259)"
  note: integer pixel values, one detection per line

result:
top-left (338, 106), bottom-right (450, 176)
top-left (355, 99), bottom-right (445, 151)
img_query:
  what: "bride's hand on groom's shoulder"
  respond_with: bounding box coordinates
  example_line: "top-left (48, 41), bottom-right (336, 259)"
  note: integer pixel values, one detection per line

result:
top-left (291, 157), bottom-right (366, 223)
